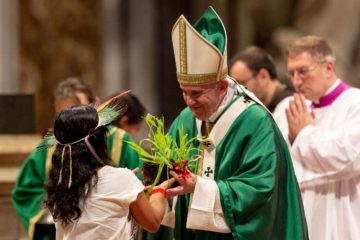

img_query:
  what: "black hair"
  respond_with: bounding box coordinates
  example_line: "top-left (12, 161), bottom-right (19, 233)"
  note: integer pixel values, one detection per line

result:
top-left (229, 46), bottom-right (278, 80)
top-left (111, 93), bottom-right (146, 125)
top-left (122, 93), bottom-right (146, 124)
top-left (44, 105), bottom-right (113, 225)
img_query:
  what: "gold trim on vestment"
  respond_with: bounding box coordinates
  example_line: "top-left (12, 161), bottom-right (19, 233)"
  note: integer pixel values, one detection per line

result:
top-left (110, 128), bottom-right (124, 166)
top-left (46, 145), bottom-right (56, 177)
top-left (197, 148), bottom-right (204, 176)
top-left (28, 209), bottom-right (47, 240)
top-left (179, 18), bottom-right (187, 74)
top-left (197, 122), bottom-right (215, 175)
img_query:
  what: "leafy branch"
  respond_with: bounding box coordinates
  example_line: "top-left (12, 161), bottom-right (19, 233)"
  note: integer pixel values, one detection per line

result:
top-left (127, 114), bottom-right (199, 194)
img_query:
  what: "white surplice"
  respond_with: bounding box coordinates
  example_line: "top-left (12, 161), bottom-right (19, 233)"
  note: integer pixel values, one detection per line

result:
top-left (274, 85), bottom-right (360, 240)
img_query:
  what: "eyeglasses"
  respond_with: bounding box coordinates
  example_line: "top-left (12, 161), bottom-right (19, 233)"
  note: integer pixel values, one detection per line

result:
top-left (287, 65), bottom-right (317, 80)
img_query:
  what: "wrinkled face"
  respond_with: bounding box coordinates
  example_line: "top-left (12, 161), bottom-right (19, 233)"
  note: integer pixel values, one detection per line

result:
top-left (180, 80), bottom-right (228, 120)
top-left (229, 61), bottom-right (265, 101)
top-left (287, 52), bottom-right (332, 102)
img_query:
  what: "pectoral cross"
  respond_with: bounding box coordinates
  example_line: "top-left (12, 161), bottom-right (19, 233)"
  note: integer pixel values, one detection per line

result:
top-left (202, 141), bottom-right (211, 148)
top-left (204, 166), bottom-right (213, 177)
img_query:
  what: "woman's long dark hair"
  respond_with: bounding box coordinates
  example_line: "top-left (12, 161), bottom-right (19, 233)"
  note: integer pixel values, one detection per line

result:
top-left (44, 105), bottom-right (113, 225)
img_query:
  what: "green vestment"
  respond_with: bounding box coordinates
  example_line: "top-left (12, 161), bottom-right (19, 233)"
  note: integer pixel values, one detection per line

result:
top-left (11, 125), bottom-right (141, 240)
top-left (168, 99), bottom-right (308, 240)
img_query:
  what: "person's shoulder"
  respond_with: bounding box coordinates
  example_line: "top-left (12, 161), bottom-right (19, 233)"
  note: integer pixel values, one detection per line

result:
top-left (228, 104), bottom-right (276, 137)
top-left (173, 107), bottom-right (195, 123)
top-left (273, 96), bottom-right (292, 115)
top-left (332, 87), bottom-right (360, 108)
top-left (269, 86), bottom-right (294, 111)
top-left (344, 87), bottom-right (360, 98)
top-left (99, 165), bottom-right (136, 179)
top-left (240, 104), bottom-right (272, 123)
top-left (107, 125), bottom-right (126, 134)
top-left (178, 107), bottom-right (193, 118)
top-left (23, 142), bottom-right (49, 164)
top-left (107, 125), bottom-right (131, 140)
top-left (98, 166), bottom-right (143, 196)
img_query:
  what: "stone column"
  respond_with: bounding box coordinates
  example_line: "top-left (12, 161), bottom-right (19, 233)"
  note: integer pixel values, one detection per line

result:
top-left (0, 0), bottom-right (19, 93)
top-left (100, 0), bottom-right (126, 98)
top-left (100, 0), bottom-right (158, 115)
top-left (128, 0), bottom-right (158, 115)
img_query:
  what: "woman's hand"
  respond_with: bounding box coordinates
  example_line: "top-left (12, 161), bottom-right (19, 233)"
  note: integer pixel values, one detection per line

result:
top-left (156, 177), bottom-right (176, 191)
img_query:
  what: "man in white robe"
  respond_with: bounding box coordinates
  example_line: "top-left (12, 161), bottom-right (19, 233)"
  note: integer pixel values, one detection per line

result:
top-left (276, 35), bottom-right (360, 240)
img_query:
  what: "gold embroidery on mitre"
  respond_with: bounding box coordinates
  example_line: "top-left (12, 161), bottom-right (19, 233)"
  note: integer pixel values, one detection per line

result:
top-left (179, 18), bottom-right (187, 74)
top-left (177, 69), bottom-right (228, 85)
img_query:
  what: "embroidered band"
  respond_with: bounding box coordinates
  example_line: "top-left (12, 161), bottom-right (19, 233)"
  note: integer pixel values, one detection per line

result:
top-left (177, 69), bottom-right (228, 85)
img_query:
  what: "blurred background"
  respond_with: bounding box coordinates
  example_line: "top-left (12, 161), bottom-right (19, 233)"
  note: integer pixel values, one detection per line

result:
top-left (0, 0), bottom-right (360, 238)
top-left (1, 0), bottom-right (359, 135)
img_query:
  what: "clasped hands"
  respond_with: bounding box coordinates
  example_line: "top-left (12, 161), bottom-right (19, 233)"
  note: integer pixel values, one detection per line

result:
top-left (285, 93), bottom-right (315, 144)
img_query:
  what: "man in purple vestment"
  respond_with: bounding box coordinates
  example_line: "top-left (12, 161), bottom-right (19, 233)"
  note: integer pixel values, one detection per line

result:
top-left (280, 35), bottom-right (360, 240)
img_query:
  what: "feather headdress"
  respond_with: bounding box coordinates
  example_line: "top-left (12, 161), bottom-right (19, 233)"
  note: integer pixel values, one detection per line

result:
top-left (38, 90), bottom-right (130, 151)
top-left (37, 90), bottom-right (129, 188)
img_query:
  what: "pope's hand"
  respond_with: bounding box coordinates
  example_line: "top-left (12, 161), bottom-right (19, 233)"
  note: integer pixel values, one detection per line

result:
top-left (166, 168), bottom-right (197, 197)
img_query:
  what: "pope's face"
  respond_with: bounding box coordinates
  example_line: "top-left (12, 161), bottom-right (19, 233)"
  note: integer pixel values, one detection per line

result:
top-left (180, 80), bottom-right (227, 120)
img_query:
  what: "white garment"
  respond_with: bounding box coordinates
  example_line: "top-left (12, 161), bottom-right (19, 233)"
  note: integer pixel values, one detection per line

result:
top-left (55, 166), bottom-right (144, 240)
top-left (276, 88), bottom-right (360, 240)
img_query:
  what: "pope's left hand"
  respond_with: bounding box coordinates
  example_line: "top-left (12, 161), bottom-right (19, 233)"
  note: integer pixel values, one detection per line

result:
top-left (166, 168), bottom-right (197, 197)
top-left (286, 93), bottom-right (315, 144)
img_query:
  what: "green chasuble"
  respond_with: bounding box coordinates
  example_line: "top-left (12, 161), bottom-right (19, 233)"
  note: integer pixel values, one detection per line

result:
top-left (11, 125), bottom-right (141, 240)
top-left (167, 101), bottom-right (308, 240)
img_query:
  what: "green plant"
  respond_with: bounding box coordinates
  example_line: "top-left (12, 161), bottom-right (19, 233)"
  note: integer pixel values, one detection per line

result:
top-left (127, 114), bottom-right (199, 194)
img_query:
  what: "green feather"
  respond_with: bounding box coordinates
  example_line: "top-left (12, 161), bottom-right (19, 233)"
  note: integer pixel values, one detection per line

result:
top-left (97, 105), bottom-right (125, 126)
top-left (37, 131), bottom-right (57, 151)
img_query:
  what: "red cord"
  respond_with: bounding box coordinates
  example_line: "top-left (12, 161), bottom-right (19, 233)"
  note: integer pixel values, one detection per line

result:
top-left (150, 187), bottom-right (166, 197)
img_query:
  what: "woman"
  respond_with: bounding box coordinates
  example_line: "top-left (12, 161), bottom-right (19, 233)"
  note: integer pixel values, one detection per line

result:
top-left (44, 105), bottom-right (173, 239)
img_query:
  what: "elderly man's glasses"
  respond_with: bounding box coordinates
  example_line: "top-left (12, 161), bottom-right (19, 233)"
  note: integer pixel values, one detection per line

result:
top-left (287, 65), bottom-right (317, 80)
